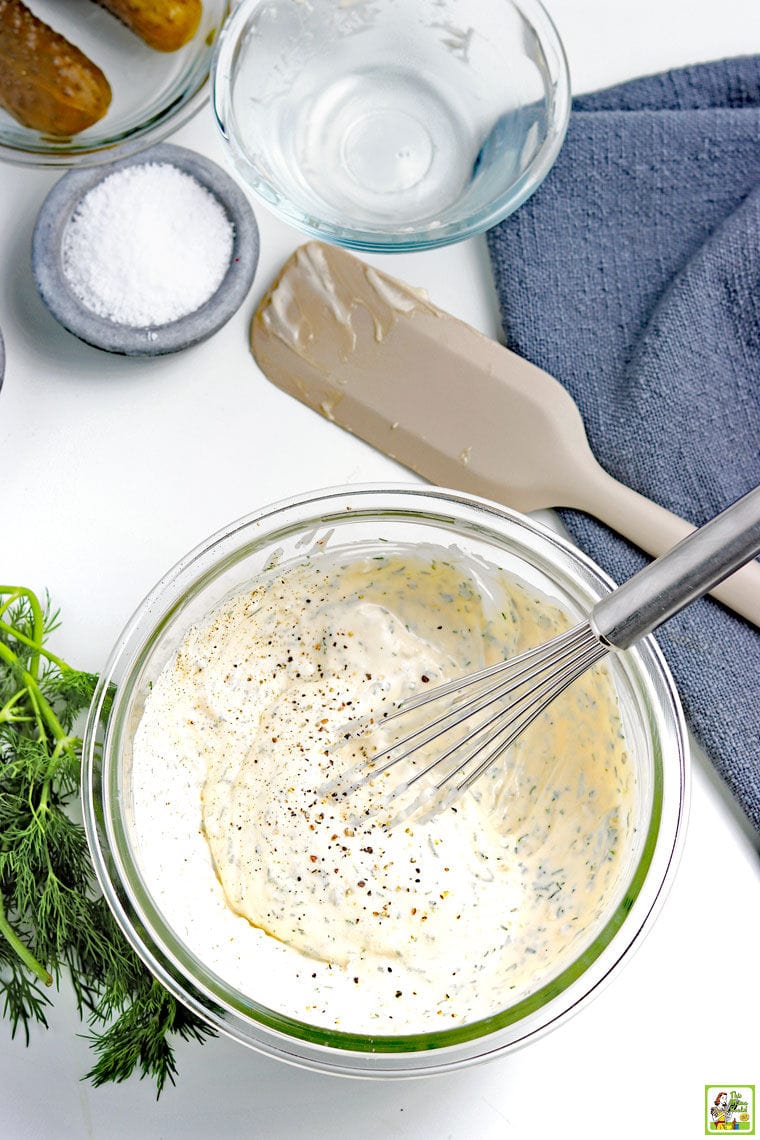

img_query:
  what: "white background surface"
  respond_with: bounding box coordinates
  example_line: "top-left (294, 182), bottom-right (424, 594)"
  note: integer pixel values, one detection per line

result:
top-left (1, 1), bottom-right (759, 1137)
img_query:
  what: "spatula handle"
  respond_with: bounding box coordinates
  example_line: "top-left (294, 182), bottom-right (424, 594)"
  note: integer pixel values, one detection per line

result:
top-left (581, 467), bottom-right (760, 628)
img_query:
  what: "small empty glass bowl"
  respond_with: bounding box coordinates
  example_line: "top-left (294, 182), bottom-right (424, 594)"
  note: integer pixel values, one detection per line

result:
top-left (0, 0), bottom-right (229, 168)
top-left (212, 0), bottom-right (570, 251)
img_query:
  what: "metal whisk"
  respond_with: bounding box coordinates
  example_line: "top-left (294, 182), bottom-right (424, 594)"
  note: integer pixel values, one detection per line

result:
top-left (338, 485), bottom-right (760, 823)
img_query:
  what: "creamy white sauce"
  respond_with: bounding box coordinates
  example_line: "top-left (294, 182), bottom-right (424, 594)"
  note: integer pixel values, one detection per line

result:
top-left (131, 545), bottom-right (634, 1033)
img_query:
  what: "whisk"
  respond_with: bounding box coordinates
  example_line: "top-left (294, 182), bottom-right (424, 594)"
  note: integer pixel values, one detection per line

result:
top-left (337, 485), bottom-right (760, 823)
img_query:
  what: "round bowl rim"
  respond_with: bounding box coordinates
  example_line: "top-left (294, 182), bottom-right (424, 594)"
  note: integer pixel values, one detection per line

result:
top-left (210, 0), bottom-right (572, 253)
top-left (82, 483), bottom-right (689, 1076)
top-left (31, 142), bottom-right (260, 356)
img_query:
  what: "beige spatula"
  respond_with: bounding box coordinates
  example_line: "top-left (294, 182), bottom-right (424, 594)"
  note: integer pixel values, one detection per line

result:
top-left (251, 241), bottom-right (760, 628)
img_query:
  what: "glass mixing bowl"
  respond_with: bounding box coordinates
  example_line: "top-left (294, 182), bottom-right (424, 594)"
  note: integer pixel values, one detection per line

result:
top-left (211, 0), bottom-right (570, 251)
top-left (0, 0), bottom-right (229, 168)
top-left (82, 486), bottom-right (688, 1076)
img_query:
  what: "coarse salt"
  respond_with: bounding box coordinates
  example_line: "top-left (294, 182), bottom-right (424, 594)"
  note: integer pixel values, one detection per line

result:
top-left (61, 163), bottom-right (235, 328)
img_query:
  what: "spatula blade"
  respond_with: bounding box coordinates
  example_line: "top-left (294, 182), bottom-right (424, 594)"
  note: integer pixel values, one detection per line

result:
top-left (251, 242), bottom-right (590, 513)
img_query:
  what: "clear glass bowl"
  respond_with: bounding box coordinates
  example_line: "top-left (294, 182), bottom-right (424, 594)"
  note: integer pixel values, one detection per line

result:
top-left (212, 0), bottom-right (570, 251)
top-left (0, 0), bottom-right (229, 168)
top-left (82, 486), bottom-right (688, 1076)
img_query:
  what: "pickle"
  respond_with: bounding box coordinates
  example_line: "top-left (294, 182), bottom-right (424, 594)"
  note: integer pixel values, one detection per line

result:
top-left (98, 0), bottom-right (203, 53)
top-left (0, 0), bottom-right (111, 136)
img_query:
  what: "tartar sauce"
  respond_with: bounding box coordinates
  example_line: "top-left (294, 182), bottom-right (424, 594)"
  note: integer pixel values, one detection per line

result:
top-left (131, 545), bottom-right (634, 1032)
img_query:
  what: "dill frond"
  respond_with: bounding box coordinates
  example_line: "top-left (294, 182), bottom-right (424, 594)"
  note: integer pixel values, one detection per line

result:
top-left (0, 586), bottom-right (211, 1093)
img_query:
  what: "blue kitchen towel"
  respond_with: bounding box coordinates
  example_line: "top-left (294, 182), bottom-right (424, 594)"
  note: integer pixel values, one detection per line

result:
top-left (487, 57), bottom-right (760, 832)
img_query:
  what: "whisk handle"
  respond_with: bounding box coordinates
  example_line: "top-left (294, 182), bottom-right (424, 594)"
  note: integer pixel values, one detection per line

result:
top-left (591, 485), bottom-right (760, 649)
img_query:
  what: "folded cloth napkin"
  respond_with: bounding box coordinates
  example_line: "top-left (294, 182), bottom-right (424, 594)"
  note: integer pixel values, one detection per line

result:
top-left (487, 57), bottom-right (760, 832)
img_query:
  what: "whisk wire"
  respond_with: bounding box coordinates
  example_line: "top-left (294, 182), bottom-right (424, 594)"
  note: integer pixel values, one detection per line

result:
top-left (350, 622), bottom-right (608, 824)
top-left (385, 634), bottom-right (605, 802)
top-left (401, 631), bottom-right (606, 810)
top-left (453, 637), bottom-right (608, 795)
top-left (368, 622), bottom-right (600, 779)
top-left (391, 622), bottom-right (598, 716)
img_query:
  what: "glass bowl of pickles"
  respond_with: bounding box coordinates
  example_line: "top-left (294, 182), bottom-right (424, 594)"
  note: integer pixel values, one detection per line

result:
top-left (0, 0), bottom-right (229, 167)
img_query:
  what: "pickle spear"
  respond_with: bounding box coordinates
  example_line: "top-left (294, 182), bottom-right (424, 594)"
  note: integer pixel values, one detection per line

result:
top-left (98, 0), bottom-right (202, 52)
top-left (0, 0), bottom-right (111, 136)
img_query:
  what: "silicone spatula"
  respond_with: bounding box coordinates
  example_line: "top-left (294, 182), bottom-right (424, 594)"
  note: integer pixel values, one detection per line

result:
top-left (251, 241), bottom-right (760, 627)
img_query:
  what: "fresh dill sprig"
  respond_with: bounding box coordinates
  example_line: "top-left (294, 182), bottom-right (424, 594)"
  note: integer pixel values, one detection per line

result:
top-left (0, 585), bottom-right (214, 1094)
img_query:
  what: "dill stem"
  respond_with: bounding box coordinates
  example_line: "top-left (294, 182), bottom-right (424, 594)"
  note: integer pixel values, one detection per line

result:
top-left (0, 642), bottom-right (69, 745)
top-left (24, 681), bottom-right (47, 742)
top-left (37, 778), bottom-right (50, 819)
top-left (0, 888), bottom-right (52, 987)
top-left (0, 586), bottom-right (44, 681)
top-left (0, 689), bottom-right (32, 724)
top-left (0, 618), bottom-right (70, 674)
